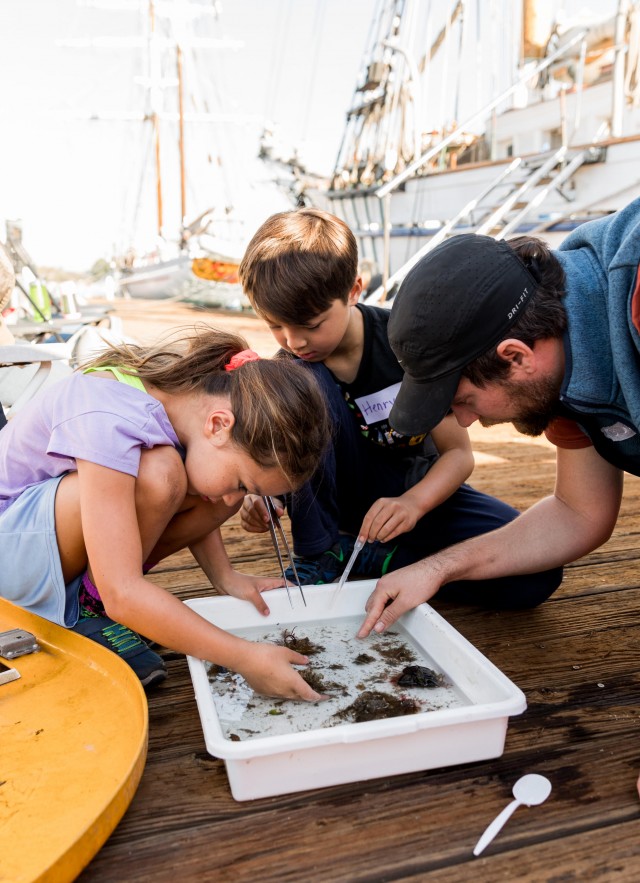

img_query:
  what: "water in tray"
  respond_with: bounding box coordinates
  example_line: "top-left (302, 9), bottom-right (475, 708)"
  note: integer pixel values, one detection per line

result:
top-left (205, 615), bottom-right (471, 741)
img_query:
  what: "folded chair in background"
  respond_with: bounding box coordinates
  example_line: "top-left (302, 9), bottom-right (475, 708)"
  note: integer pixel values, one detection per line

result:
top-left (0, 344), bottom-right (72, 424)
top-left (0, 315), bottom-right (138, 425)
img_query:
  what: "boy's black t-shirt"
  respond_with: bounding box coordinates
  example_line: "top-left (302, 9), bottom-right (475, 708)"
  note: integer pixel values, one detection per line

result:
top-left (329, 304), bottom-right (436, 459)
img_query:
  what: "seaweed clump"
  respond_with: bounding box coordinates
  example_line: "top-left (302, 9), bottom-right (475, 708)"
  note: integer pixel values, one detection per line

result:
top-left (206, 663), bottom-right (229, 684)
top-left (335, 690), bottom-right (419, 723)
top-left (280, 628), bottom-right (324, 656)
top-left (397, 665), bottom-right (447, 688)
top-left (354, 653), bottom-right (375, 665)
top-left (300, 667), bottom-right (346, 695)
top-left (372, 641), bottom-right (416, 664)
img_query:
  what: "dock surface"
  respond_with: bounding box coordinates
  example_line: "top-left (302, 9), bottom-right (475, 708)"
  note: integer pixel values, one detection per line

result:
top-left (78, 299), bottom-right (640, 881)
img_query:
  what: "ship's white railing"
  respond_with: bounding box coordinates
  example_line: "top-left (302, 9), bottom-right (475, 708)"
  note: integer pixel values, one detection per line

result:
top-left (374, 28), bottom-right (589, 297)
top-left (366, 144), bottom-right (590, 307)
top-left (365, 158), bottom-right (522, 306)
top-left (375, 29), bottom-right (588, 201)
top-left (495, 149), bottom-right (587, 240)
top-left (474, 146), bottom-right (567, 236)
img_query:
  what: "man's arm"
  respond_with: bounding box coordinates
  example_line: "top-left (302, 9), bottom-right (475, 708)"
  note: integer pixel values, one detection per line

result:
top-left (358, 445), bottom-right (623, 636)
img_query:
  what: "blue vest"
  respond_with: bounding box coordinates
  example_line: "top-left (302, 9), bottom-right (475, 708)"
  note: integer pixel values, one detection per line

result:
top-left (555, 199), bottom-right (640, 475)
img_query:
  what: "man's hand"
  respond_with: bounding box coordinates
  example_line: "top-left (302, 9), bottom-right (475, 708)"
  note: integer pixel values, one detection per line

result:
top-left (357, 561), bottom-right (442, 638)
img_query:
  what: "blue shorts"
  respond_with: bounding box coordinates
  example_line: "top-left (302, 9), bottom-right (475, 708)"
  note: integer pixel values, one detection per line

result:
top-left (0, 477), bottom-right (81, 627)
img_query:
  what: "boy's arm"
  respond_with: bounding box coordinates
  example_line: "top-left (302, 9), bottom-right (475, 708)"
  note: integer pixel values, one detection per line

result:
top-left (359, 414), bottom-right (474, 543)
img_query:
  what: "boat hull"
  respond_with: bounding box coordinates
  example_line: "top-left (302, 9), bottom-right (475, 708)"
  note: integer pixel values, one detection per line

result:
top-left (118, 255), bottom-right (193, 299)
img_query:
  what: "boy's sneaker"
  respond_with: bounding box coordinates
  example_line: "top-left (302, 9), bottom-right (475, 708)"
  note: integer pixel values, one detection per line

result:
top-left (73, 610), bottom-right (167, 689)
top-left (285, 536), bottom-right (398, 586)
top-left (284, 536), bottom-right (354, 586)
top-left (352, 540), bottom-right (397, 579)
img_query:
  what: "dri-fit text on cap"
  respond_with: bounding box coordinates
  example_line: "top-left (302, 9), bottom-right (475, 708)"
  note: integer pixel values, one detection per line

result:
top-left (508, 286), bottom-right (530, 322)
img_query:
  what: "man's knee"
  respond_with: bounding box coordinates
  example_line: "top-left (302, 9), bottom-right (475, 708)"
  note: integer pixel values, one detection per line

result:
top-left (438, 566), bottom-right (564, 609)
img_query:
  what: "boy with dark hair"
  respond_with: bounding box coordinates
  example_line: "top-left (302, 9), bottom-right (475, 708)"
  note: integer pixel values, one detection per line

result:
top-left (238, 207), bottom-right (562, 605)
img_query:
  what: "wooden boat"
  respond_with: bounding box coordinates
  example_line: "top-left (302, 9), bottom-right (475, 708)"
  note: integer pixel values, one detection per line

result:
top-left (0, 599), bottom-right (148, 882)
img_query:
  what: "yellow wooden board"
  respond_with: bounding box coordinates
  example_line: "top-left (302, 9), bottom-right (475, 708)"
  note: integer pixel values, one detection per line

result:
top-left (0, 600), bottom-right (148, 882)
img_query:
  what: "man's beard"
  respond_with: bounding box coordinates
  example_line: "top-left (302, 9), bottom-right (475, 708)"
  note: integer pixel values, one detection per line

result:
top-left (479, 374), bottom-right (562, 437)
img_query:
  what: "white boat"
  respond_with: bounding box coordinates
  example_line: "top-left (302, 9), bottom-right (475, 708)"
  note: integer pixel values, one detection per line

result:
top-left (117, 253), bottom-right (193, 300)
top-left (302, 0), bottom-right (640, 302)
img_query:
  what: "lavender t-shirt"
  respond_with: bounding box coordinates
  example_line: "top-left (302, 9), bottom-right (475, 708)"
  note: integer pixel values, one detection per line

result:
top-left (0, 372), bottom-right (181, 513)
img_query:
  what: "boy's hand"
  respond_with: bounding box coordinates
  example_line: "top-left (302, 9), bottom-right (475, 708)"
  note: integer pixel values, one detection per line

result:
top-left (239, 642), bottom-right (328, 701)
top-left (360, 495), bottom-right (421, 543)
top-left (240, 494), bottom-right (285, 534)
top-left (218, 570), bottom-right (289, 616)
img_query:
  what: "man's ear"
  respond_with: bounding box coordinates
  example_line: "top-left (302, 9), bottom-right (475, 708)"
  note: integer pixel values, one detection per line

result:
top-left (349, 278), bottom-right (363, 305)
top-left (206, 408), bottom-right (236, 444)
top-left (496, 338), bottom-right (536, 375)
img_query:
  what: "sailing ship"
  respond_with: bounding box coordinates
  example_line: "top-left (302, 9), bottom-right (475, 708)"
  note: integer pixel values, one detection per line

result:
top-left (300, 0), bottom-right (640, 303)
top-left (109, 1), bottom-right (292, 301)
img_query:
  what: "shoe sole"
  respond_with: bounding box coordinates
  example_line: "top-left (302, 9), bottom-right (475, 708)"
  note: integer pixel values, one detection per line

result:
top-left (140, 668), bottom-right (168, 689)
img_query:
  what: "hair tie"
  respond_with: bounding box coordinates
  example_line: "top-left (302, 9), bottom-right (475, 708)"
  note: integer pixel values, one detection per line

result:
top-left (224, 349), bottom-right (261, 372)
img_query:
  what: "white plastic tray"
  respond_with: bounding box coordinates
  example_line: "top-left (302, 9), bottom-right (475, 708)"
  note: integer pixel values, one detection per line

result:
top-left (186, 581), bottom-right (526, 801)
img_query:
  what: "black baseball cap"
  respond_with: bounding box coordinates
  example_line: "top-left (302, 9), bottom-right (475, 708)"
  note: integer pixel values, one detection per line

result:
top-left (388, 234), bottom-right (538, 435)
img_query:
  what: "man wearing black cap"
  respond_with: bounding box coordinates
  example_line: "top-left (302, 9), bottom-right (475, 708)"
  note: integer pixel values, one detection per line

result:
top-left (358, 198), bottom-right (640, 647)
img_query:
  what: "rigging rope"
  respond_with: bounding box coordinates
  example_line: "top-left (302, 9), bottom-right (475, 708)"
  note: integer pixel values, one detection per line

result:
top-left (625, 5), bottom-right (640, 106)
top-left (265, 0), bottom-right (293, 123)
top-left (301, 0), bottom-right (327, 141)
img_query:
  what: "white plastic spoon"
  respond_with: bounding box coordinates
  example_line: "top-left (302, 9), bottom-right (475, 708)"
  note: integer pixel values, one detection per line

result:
top-left (473, 774), bottom-right (552, 857)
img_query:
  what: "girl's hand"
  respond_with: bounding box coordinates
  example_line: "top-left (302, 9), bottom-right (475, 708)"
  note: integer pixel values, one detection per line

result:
top-left (359, 495), bottom-right (421, 544)
top-left (240, 494), bottom-right (285, 534)
top-left (239, 642), bottom-right (328, 701)
top-left (218, 569), bottom-right (287, 616)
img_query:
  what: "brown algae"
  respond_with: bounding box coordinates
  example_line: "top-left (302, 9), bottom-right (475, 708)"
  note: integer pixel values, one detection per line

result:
top-left (280, 628), bottom-right (324, 656)
top-left (335, 690), bottom-right (420, 723)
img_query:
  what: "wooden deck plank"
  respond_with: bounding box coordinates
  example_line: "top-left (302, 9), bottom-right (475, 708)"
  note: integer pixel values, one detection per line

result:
top-left (74, 302), bottom-right (640, 880)
top-left (79, 728), bottom-right (640, 881)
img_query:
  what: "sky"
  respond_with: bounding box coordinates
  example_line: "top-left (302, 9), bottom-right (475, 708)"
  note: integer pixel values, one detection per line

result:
top-left (0, 0), bottom-right (376, 271)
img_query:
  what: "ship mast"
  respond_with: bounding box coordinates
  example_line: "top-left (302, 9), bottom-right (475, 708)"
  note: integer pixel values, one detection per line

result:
top-left (148, 0), bottom-right (164, 238)
top-left (176, 43), bottom-right (187, 243)
top-left (521, 0), bottom-right (555, 61)
top-left (148, 0), bottom-right (188, 245)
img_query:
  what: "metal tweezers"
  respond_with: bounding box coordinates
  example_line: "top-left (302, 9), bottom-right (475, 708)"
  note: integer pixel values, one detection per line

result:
top-left (262, 495), bottom-right (306, 607)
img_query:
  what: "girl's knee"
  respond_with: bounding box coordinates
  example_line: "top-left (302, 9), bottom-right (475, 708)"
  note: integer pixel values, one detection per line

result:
top-left (137, 446), bottom-right (186, 511)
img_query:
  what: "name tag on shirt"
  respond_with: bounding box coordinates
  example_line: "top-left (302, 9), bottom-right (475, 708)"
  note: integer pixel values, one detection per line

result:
top-left (354, 382), bottom-right (401, 424)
